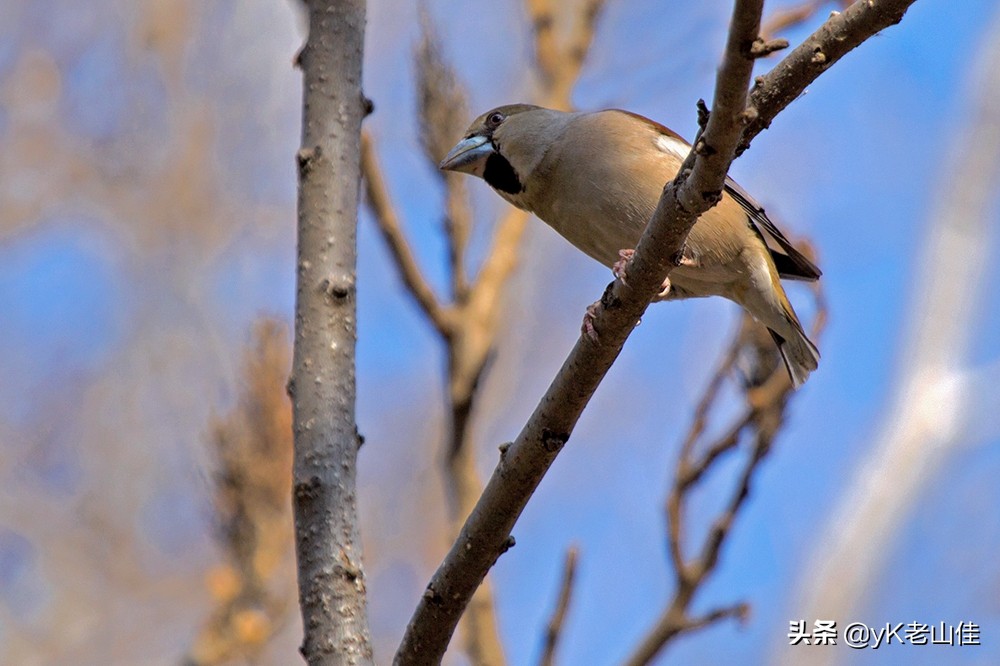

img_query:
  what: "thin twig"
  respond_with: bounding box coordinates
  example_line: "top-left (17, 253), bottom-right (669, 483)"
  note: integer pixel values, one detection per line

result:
top-left (538, 547), bottom-right (579, 666)
top-left (625, 245), bottom-right (829, 666)
top-left (359, 132), bottom-right (455, 336)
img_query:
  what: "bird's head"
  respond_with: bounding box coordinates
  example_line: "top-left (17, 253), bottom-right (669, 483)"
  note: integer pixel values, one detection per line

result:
top-left (439, 104), bottom-right (566, 197)
top-left (438, 104), bottom-right (540, 176)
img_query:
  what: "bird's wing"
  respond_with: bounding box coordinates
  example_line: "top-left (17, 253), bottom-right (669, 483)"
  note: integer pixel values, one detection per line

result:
top-left (611, 108), bottom-right (821, 281)
top-left (723, 176), bottom-right (822, 281)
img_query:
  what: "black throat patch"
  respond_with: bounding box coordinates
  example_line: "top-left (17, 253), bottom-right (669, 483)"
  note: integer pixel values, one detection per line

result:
top-left (483, 152), bottom-right (523, 194)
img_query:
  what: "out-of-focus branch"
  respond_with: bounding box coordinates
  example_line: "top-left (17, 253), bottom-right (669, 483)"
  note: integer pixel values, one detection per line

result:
top-left (538, 547), bottom-right (579, 666)
top-left (624, 273), bottom-right (826, 666)
top-left (360, 133), bottom-right (455, 337)
top-left (362, 2), bottom-right (606, 664)
top-left (785, 8), bottom-right (1000, 665)
top-left (187, 319), bottom-right (296, 666)
top-left (396, 1), bottom-right (918, 662)
top-left (760, 0), bottom-right (852, 41)
top-left (416, 7), bottom-right (473, 302)
top-left (525, 0), bottom-right (606, 110)
top-left (290, 0), bottom-right (373, 663)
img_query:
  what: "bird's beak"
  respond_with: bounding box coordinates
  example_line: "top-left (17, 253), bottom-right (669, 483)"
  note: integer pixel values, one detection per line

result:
top-left (439, 135), bottom-right (493, 173)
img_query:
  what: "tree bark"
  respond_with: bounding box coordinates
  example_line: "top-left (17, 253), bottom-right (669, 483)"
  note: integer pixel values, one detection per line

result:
top-left (290, 1), bottom-right (374, 664)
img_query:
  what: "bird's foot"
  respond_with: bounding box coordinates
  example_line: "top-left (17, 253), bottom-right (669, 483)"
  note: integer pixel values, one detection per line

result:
top-left (655, 277), bottom-right (672, 300)
top-left (612, 249), bottom-right (635, 285)
top-left (614, 248), bottom-right (676, 300)
top-left (581, 300), bottom-right (602, 341)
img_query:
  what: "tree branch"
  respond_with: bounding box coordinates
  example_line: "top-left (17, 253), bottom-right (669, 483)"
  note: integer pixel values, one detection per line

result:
top-left (360, 3), bottom-right (608, 663)
top-left (760, 0), bottom-right (852, 42)
top-left (416, 8), bottom-right (474, 302)
top-left (738, 0), bottom-right (917, 157)
top-left (290, 1), bottom-right (374, 664)
top-left (625, 281), bottom-right (827, 666)
top-left (360, 132), bottom-right (455, 336)
top-left (538, 547), bottom-right (579, 666)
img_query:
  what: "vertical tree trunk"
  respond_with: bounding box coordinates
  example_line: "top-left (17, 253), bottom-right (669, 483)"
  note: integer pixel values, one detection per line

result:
top-left (290, 1), bottom-right (374, 664)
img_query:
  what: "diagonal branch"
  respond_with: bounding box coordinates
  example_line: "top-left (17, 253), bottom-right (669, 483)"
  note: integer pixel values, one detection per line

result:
top-left (738, 0), bottom-right (916, 157)
top-left (394, 0), bottom-right (918, 662)
top-left (360, 132), bottom-right (455, 336)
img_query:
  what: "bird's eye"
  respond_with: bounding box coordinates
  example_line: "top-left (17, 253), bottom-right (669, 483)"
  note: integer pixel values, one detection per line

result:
top-left (487, 111), bottom-right (505, 127)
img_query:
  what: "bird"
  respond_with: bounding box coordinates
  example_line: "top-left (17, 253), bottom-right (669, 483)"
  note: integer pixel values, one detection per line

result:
top-left (438, 104), bottom-right (821, 387)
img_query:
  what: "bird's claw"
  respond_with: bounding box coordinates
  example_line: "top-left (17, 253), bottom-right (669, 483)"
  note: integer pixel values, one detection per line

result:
top-left (581, 301), bottom-right (601, 341)
top-left (612, 249), bottom-right (635, 285)
top-left (657, 277), bottom-right (672, 299)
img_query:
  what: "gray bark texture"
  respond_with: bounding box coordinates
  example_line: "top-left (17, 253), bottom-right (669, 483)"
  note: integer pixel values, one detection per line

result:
top-left (290, 1), bottom-right (374, 664)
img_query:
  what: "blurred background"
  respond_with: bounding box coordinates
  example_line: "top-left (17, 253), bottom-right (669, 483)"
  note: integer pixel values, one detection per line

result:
top-left (1, 0), bottom-right (998, 664)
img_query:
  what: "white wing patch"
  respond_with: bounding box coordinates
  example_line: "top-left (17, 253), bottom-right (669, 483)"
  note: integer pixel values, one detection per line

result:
top-left (654, 134), bottom-right (690, 161)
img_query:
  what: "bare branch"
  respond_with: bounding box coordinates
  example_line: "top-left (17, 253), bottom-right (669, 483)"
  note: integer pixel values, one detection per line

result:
top-left (360, 131), bottom-right (455, 336)
top-left (625, 331), bottom-right (794, 665)
top-left (626, 250), bottom-right (828, 666)
top-left (396, 0), bottom-right (918, 661)
top-left (526, 0), bottom-right (607, 109)
top-left (416, 8), bottom-right (473, 300)
top-left (760, 0), bottom-right (852, 41)
top-left (436, 1), bottom-right (609, 658)
top-left (739, 0), bottom-right (916, 156)
top-left (291, 0), bottom-right (373, 663)
top-left (188, 319), bottom-right (295, 666)
top-left (365, 1), bottom-right (609, 662)
top-left (538, 547), bottom-right (579, 666)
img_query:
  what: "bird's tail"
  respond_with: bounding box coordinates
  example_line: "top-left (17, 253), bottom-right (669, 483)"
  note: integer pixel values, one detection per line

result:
top-left (767, 316), bottom-right (819, 388)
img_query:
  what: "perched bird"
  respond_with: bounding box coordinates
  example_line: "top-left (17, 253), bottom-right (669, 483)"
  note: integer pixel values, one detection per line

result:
top-left (439, 104), bottom-right (821, 386)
